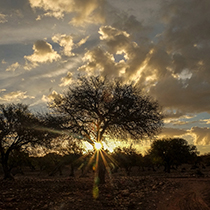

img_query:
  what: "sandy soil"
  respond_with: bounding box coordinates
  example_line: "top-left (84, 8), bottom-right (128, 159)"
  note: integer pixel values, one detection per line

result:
top-left (1, 172), bottom-right (210, 210)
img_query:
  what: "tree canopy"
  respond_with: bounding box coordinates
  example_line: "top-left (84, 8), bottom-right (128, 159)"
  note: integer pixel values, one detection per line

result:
top-left (0, 103), bottom-right (59, 179)
top-left (149, 138), bottom-right (199, 173)
top-left (48, 75), bottom-right (163, 184)
top-left (49, 76), bottom-right (163, 145)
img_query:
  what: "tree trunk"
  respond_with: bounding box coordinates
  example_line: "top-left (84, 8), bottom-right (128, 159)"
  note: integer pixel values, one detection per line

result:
top-left (69, 163), bottom-right (75, 177)
top-left (98, 154), bottom-right (106, 184)
top-left (2, 158), bottom-right (13, 180)
top-left (125, 166), bottom-right (131, 176)
top-left (164, 162), bottom-right (171, 173)
top-left (0, 145), bottom-right (14, 179)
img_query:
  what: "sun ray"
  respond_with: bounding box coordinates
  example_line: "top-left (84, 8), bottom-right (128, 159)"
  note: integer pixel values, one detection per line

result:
top-left (99, 150), bottom-right (113, 186)
top-left (94, 142), bottom-right (103, 150)
top-left (93, 150), bottom-right (100, 199)
top-left (81, 150), bottom-right (96, 175)
top-left (31, 123), bottom-right (120, 200)
top-left (101, 149), bottom-right (120, 169)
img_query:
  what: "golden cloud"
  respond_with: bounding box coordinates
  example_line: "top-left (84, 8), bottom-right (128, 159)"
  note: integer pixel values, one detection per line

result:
top-left (59, 72), bottom-right (73, 87)
top-left (52, 34), bottom-right (75, 57)
top-left (0, 89), bottom-right (6, 93)
top-left (0, 91), bottom-right (34, 102)
top-left (52, 34), bottom-right (89, 57)
top-left (200, 119), bottom-right (210, 125)
top-left (0, 13), bottom-right (8, 23)
top-left (78, 46), bottom-right (126, 77)
top-left (189, 127), bottom-right (210, 145)
top-left (42, 91), bottom-right (63, 106)
top-left (79, 26), bottom-right (155, 81)
top-left (29, 0), bottom-right (105, 25)
top-left (159, 127), bottom-right (188, 139)
top-left (24, 40), bottom-right (60, 69)
top-left (6, 62), bottom-right (20, 72)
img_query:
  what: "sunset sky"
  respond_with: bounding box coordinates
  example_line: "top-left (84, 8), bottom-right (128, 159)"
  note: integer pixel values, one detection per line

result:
top-left (1, 0), bottom-right (210, 154)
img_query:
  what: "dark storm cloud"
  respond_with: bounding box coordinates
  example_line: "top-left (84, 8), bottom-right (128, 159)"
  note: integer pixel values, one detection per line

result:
top-left (143, 0), bottom-right (210, 115)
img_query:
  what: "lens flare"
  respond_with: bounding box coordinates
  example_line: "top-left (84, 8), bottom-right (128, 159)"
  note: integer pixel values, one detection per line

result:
top-left (32, 124), bottom-right (117, 200)
top-left (94, 142), bottom-right (102, 150)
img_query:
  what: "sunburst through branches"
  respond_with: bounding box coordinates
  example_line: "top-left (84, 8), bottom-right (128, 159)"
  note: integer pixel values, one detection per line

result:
top-left (34, 124), bottom-right (117, 199)
top-left (94, 142), bottom-right (103, 150)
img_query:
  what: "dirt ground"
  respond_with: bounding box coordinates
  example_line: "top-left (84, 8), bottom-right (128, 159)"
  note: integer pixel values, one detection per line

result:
top-left (1, 169), bottom-right (210, 210)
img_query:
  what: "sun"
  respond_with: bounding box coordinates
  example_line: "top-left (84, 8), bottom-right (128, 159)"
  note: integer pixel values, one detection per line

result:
top-left (94, 142), bottom-right (103, 150)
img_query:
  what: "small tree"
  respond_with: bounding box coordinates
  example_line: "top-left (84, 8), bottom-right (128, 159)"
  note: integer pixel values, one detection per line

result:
top-left (49, 76), bottom-right (163, 183)
top-left (149, 138), bottom-right (198, 173)
top-left (50, 136), bottom-right (84, 177)
top-left (0, 103), bottom-right (58, 179)
top-left (113, 145), bottom-right (139, 176)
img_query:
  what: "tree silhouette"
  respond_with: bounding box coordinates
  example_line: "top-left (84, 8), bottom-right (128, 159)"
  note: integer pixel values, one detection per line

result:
top-left (49, 75), bottom-right (163, 183)
top-left (149, 138), bottom-right (198, 173)
top-left (113, 145), bottom-right (139, 176)
top-left (0, 103), bottom-right (58, 179)
top-left (48, 136), bottom-right (84, 177)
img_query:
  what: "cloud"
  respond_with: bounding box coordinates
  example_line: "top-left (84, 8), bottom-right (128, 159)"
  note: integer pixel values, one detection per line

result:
top-left (101, 1), bottom-right (204, 117)
top-left (75, 36), bottom-right (89, 48)
top-left (59, 72), bottom-right (73, 87)
top-left (24, 40), bottom-right (61, 69)
top-left (76, 25), bottom-right (166, 86)
top-left (163, 110), bottom-right (198, 126)
top-left (149, 72), bottom-right (210, 114)
top-left (52, 34), bottom-right (75, 57)
top-left (189, 127), bottom-right (210, 145)
top-left (107, 0), bottom-right (161, 27)
top-left (42, 90), bottom-right (63, 107)
top-left (0, 89), bottom-right (6, 93)
top-left (78, 46), bottom-right (126, 77)
top-left (52, 34), bottom-right (89, 56)
top-left (29, 0), bottom-right (106, 25)
top-left (160, 0), bottom-right (210, 52)
top-left (144, 0), bottom-right (210, 113)
top-left (78, 25), bottom-right (154, 79)
top-left (2, 59), bottom-right (7, 64)
top-left (163, 109), bottom-right (195, 122)
top-left (98, 1), bottom-right (210, 116)
top-left (0, 91), bottom-right (34, 102)
top-left (158, 126), bottom-right (210, 146)
top-left (98, 25), bottom-right (132, 56)
top-left (170, 120), bottom-right (191, 126)
top-left (109, 12), bottom-right (152, 45)
top-left (98, 26), bottom-right (172, 84)
top-left (6, 62), bottom-right (20, 72)
top-left (159, 127), bottom-right (188, 139)
top-left (0, 13), bottom-right (8, 23)
top-left (200, 119), bottom-right (210, 125)
top-left (74, 6), bottom-right (210, 115)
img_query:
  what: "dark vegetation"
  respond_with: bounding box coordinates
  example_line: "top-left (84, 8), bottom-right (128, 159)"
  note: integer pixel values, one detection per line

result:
top-left (0, 139), bottom-right (209, 210)
top-left (0, 137), bottom-right (202, 179)
top-left (48, 75), bottom-right (163, 183)
top-left (0, 130), bottom-right (209, 210)
top-left (1, 75), bottom-right (209, 209)
top-left (0, 103), bottom-right (60, 179)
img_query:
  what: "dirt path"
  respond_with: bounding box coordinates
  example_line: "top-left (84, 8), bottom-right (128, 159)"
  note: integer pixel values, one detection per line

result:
top-left (157, 178), bottom-right (210, 210)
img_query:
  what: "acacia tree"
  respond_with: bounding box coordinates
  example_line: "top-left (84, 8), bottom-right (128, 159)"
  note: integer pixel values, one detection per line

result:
top-left (48, 136), bottom-right (84, 177)
top-left (0, 103), bottom-right (58, 179)
top-left (149, 138), bottom-right (198, 173)
top-left (49, 76), bottom-right (163, 183)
